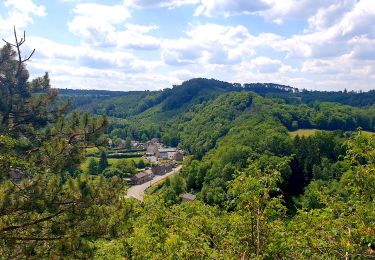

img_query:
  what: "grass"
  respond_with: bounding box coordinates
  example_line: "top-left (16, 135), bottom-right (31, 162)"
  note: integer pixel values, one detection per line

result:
top-left (362, 130), bottom-right (375, 136)
top-left (289, 129), bottom-right (321, 138)
top-left (109, 157), bottom-right (144, 166)
top-left (145, 181), bottom-right (165, 195)
top-left (85, 147), bottom-right (99, 153)
top-left (80, 157), bottom-right (145, 172)
top-left (289, 129), bottom-right (374, 138)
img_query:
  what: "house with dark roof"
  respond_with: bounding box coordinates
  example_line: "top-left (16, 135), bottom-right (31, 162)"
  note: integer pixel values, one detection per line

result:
top-left (131, 169), bottom-right (153, 185)
top-left (151, 162), bottom-right (173, 175)
top-left (173, 150), bottom-right (184, 161)
top-left (182, 193), bottom-right (196, 202)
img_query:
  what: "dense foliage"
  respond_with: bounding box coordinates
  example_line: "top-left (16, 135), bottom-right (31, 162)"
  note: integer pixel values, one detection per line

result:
top-left (64, 78), bottom-right (375, 119)
top-left (1, 33), bottom-right (374, 258)
top-left (0, 33), bottom-right (129, 258)
top-left (113, 133), bottom-right (374, 259)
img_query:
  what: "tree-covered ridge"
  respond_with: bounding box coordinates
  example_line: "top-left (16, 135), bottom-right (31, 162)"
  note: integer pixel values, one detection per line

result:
top-left (63, 78), bottom-right (374, 153)
top-left (111, 91), bottom-right (374, 157)
top-left (176, 92), bottom-right (254, 158)
top-left (63, 78), bottom-right (375, 120)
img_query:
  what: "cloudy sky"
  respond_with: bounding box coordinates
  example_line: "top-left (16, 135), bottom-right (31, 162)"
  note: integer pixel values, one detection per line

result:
top-left (0, 0), bottom-right (374, 91)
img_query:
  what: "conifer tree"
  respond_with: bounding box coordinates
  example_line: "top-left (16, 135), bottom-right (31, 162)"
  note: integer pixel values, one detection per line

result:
top-left (0, 28), bottom-right (126, 258)
top-left (88, 157), bottom-right (99, 175)
top-left (98, 151), bottom-right (109, 173)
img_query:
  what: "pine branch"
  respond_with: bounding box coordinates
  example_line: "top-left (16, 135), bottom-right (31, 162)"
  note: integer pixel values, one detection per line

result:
top-left (0, 209), bottom-right (65, 233)
top-left (0, 236), bottom-right (63, 241)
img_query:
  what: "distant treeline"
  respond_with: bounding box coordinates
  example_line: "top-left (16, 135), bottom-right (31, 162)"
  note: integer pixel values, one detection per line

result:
top-left (59, 78), bottom-right (375, 112)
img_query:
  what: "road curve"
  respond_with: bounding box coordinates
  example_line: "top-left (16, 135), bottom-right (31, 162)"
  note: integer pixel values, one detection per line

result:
top-left (126, 165), bottom-right (182, 201)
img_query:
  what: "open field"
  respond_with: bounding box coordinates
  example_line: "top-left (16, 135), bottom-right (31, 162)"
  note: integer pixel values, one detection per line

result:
top-left (85, 147), bottom-right (99, 154)
top-left (289, 129), bottom-right (321, 138)
top-left (289, 129), bottom-right (374, 138)
top-left (362, 130), bottom-right (375, 136)
top-left (80, 157), bottom-right (145, 172)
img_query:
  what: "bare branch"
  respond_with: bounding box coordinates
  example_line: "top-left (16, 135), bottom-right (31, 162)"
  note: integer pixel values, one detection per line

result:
top-left (19, 31), bottom-right (26, 45)
top-left (2, 39), bottom-right (16, 47)
top-left (2, 26), bottom-right (36, 77)
top-left (23, 48), bottom-right (35, 62)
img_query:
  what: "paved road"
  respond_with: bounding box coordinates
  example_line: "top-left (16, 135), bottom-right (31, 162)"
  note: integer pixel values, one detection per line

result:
top-left (126, 165), bottom-right (182, 201)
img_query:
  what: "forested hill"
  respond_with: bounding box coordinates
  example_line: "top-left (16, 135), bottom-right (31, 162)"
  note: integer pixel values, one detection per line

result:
top-left (57, 78), bottom-right (374, 160)
top-left (61, 78), bottom-right (375, 117)
top-left (61, 78), bottom-right (374, 258)
top-left (2, 30), bottom-right (375, 258)
top-left (61, 78), bottom-right (375, 146)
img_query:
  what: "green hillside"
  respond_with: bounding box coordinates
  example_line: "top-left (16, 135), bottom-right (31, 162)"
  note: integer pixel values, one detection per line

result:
top-left (62, 78), bottom-right (375, 117)
top-left (62, 78), bottom-right (375, 149)
top-left (2, 46), bottom-right (375, 259)
top-left (66, 79), bottom-right (375, 212)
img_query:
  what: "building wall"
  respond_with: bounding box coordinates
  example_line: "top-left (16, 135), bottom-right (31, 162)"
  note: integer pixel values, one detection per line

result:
top-left (174, 151), bottom-right (184, 161)
top-left (132, 170), bottom-right (153, 184)
top-left (132, 174), bottom-right (152, 185)
top-left (151, 164), bottom-right (163, 175)
top-left (151, 163), bottom-right (173, 175)
top-left (147, 144), bottom-right (158, 155)
top-left (159, 152), bottom-right (169, 159)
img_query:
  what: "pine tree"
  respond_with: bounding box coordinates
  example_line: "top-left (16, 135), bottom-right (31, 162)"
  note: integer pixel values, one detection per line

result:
top-left (125, 137), bottom-right (132, 150)
top-left (98, 151), bottom-right (109, 173)
top-left (88, 158), bottom-right (99, 175)
top-left (0, 28), bottom-right (124, 258)
top-left (137, 159), bottom-right (145, 169)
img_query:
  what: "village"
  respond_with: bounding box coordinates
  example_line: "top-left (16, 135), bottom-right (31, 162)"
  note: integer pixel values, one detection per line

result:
top-left (84, 137), bottom-right (196, 201)
top-left (125, 138), bottom-right (184, 185)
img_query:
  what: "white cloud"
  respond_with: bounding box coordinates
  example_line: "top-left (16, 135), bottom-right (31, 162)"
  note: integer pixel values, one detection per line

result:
top-left (169, 69), bottom-right (204, 81)
top-left (162, 39), bottom-right (203, 65)
top-left (307, 0), bottom-right (355, 30)
top-left (272, 31), bottom-right (348, 59)
top-left (162, 24), bottom-right (258, 66)
top-left (128, 0), bottom-right (199, 9)
top-left (27, 36), bottom-right (161, 71)
top-left (193, 0), bottom-right (359, 27)
top-left (258, 0), bottom-right (348, 24)
top-left (5, 0), bottom-right (46, 16)
top-left (269, 0), bottom-right (375, 60)
top-left (334, 0), bottom-right (375, 38)
top-left (26, 36), bottom-right (164, 90)
top-left (68, 3), bottom-right (130, 46)
top-left (116, 24), bottom-right (161, 50)
top-left (2, 0), bottom-right (373, 91)
top-left (71, 3), bottom-right (130, 24)
top-left (195, 0), bottom-right (269, 17)
top-left (298, 53), bottom-right (375, 91)
top-left (301, 59), bottom-right (347, 75)
top-left (68, 3), bottom-right (161, 49)
top-left (349, 37), bottom-right (375, 60)
top-left (35, 64), bottom-right (174, 91)
top-left (247, 57), bottom-right (294, 74)
top-left (0, 0), bottom-right (46, 33)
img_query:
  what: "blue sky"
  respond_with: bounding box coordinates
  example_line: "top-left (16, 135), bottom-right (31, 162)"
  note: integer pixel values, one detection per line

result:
top-left (0, 0), bottom-right (374, 91)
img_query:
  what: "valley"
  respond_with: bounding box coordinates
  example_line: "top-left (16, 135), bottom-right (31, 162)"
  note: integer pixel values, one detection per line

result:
top-left (1, 1), bottom-right (375, 257)
top-left (1, 62), bottom-right (375, 258)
